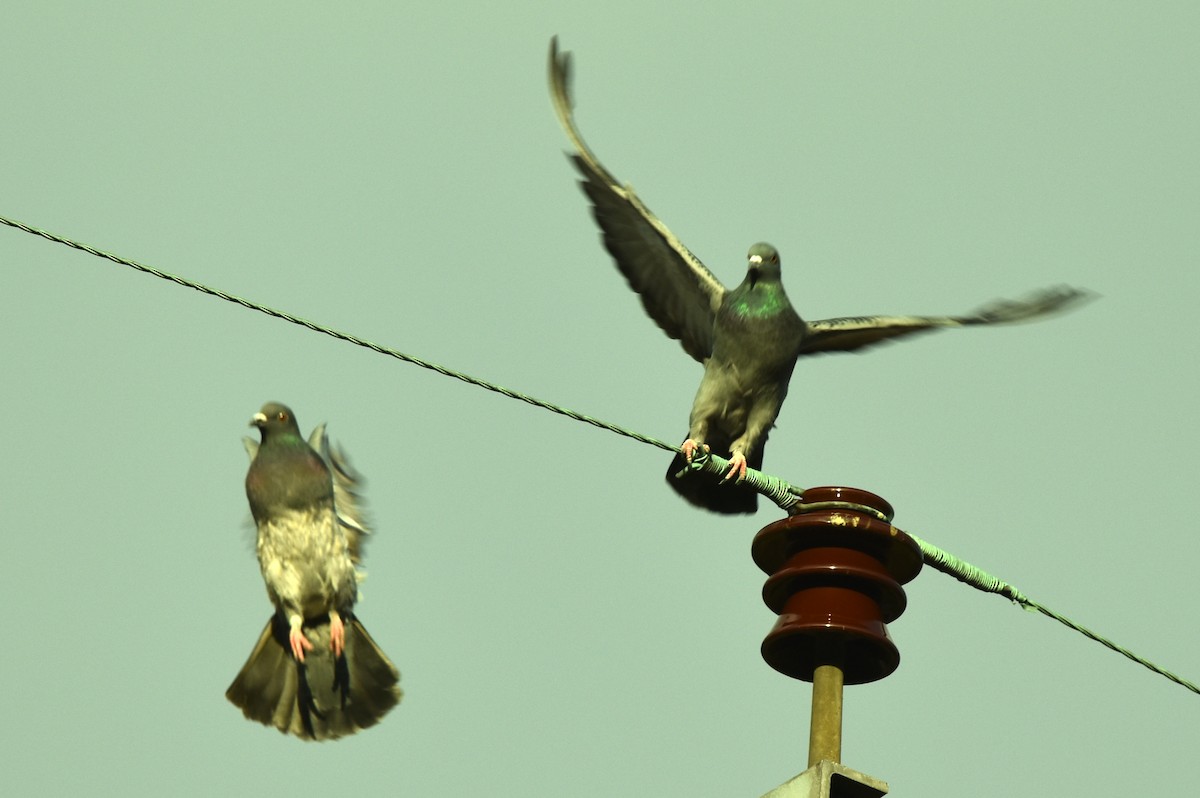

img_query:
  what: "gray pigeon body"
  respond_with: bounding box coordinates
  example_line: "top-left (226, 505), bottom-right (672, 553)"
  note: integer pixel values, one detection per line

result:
top-left (548, 38), bottom-right (1090, 514)
top-left (227, 402), bottom-right (401, 740)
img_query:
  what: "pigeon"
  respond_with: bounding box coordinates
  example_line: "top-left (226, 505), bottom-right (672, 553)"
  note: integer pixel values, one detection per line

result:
top-left (226, 401), bottom-right (401, 740)
top-left (548, 38), bottom-right (1090, 514)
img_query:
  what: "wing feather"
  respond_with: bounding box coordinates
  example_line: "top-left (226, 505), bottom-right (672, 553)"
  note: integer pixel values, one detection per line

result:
top-left (800, 285), bottom-right (1091, 355)
top-left (308, 424), bottom-right (371, 566)
top-left (549, 37), bottom-right (724, 363)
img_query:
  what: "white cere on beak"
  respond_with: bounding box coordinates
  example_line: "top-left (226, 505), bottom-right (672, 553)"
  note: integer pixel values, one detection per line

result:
top-left (749, 255), bottom-right (763, 265)
top-left (252, 412), bottom-right (268, 425)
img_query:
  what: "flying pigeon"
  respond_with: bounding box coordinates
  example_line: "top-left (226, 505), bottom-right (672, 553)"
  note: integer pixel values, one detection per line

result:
top-left (548, 38), bottom-right (1090, 514)
top-left (226, 401), bottom-right (401, 740)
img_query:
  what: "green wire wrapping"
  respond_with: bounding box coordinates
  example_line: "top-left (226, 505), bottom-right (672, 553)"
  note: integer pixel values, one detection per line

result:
top-left (908, 532), bottom-right (1200, 695)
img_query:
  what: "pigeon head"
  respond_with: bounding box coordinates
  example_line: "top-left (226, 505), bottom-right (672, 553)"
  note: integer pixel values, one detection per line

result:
top-left (746, 242), bottom-right (781, 287)
top-left (251, 402), bottom-right (303, 441)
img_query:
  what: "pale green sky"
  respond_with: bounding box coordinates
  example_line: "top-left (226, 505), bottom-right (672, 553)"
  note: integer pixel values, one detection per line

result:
top-left (2, 2), bottom-right (1198, 796)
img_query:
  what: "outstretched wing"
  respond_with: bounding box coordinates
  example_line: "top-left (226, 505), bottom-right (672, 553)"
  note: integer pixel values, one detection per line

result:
top-left (308, 424), bottom-right (371, 566)
top-left (549, 37), bottom-right (725, 364)
top-left (799, 285), bottom-right (1092, 355)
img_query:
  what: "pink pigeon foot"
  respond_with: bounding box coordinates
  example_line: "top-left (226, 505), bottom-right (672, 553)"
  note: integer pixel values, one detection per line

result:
top-left (329, 610), bottom-right (345, 658)
top-left (681, 439), bottom-right (709, 462)
top-left (723, 452), bottom-right (748, 483)
top-left (289, 625), bottom-right (314, 662)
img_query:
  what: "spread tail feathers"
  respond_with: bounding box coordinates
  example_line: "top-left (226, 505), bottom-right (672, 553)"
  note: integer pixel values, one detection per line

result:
top-left (226, 613), bottom-right (401, 740)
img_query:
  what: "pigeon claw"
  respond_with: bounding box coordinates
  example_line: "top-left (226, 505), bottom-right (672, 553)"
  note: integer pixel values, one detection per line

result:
top-left (681, 439), bottom-right (709, 463)
top-left (289, 626), bottom-right (314, 662)
top-left (723, 452), bottom-right (748, 484)
top-left (329, 610), bottom-right (345, 659)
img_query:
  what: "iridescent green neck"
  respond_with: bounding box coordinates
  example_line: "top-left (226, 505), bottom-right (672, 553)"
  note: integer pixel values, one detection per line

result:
top-left (729, 283), bottom-right (790, 319)
top-left (262, 431), bottom-right (307, 451)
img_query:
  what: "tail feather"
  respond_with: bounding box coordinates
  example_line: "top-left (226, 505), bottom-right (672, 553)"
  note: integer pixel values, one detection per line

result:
top-left (226, 613), bottom-right (401, 740)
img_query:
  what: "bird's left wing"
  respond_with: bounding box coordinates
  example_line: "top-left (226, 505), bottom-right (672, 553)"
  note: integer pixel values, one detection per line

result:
top-left (799, 285), bottom-right (1092, 355)
top-left (308, 424), bottom-right (371, 566)
top-left (549, 37), bottom-right (725, 364)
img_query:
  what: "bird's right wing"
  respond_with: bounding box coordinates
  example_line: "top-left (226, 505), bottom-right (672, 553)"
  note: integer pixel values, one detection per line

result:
top-left (549, 37), bottom-right (725, 364)
top-left (799, 285), bottom-right (1091, 354)
top-left (308, 424), bottom-right (371, 566)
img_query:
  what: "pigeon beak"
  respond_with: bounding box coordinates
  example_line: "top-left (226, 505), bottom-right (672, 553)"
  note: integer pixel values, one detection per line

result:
top-left (250, 412), bottom-right (268, 428)
top-left (748, 254), bottom-right (762, 287)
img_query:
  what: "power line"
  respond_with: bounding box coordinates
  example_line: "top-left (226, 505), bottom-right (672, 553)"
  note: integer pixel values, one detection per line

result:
top-left (910, 533), bottom-right (1200, 696)
top-left (0, 214), bottom-right (678, 455)
top-left (3, 211), bottom-right (1195, 698)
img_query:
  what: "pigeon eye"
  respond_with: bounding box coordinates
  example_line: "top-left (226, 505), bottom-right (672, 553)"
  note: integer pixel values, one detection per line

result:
top-left (277, 411), bottom-right (289, 422)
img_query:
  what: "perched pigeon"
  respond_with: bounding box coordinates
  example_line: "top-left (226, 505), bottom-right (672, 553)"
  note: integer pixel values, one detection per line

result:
top-left (548, 38), bottom-right (1090, 514)
top-left (226, 402), bottom-right (401, 740)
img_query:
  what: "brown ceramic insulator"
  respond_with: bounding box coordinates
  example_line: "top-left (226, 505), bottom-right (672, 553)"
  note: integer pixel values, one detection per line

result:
top-left (752, 486), bottom-right (922, 685)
